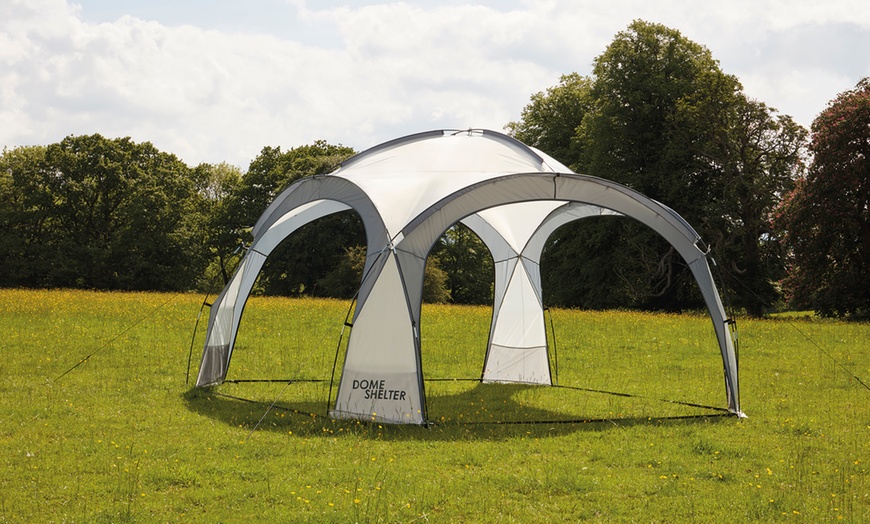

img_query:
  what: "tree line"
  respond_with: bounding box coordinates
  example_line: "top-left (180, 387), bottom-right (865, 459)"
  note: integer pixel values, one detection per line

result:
top-left (1, 20), bottom-right (868, 318)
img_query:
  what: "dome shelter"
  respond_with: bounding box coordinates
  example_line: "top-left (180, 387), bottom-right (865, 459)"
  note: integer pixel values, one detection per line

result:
top-left (196, 129), bottom-right (742, 424)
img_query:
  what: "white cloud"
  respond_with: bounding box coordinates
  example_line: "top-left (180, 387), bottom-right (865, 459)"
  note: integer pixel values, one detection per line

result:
top-left (2, 0), bottom-right (869, 167)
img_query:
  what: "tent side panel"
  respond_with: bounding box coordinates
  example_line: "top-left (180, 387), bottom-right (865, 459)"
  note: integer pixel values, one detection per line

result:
top-left (197, 344), bottom-right (230, 387)
top-left (482, 256), bottom-right (550, 384)
top-left (481, 344), bottom-right (550, 384)
top-left (479, 204), bottom-right (621, 386)
top-left (332, 252), bottom-right (425, 424)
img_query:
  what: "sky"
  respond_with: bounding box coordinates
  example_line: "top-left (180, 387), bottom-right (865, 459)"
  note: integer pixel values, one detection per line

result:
top-left (2, 0), bottom-right (870, 168)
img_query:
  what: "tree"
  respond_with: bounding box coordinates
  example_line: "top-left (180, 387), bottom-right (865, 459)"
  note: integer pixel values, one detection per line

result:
top-left (430, 224), bottom-right (494, 305)
top-left (700, 97), bottom-right (807, 315)
top-left (775, 78), bottom-right (870, 318)
top-left (512, 20), bottom-right (808, 314)
top-left (551, 21), bottom-right (745, 310)
top-left (0, 145), bottom-right (49, 287)
top-left (505, 73), bottom-right (593, 167)
top-left (541, 216), bottom-right (648, 309)
top-left (193, 162), bottom-right (243, 291)
top-left (317, 245), bottom-right (451, 303)
top-left (220, 141), bottom-right (355, 236)
top-left (1, 135), bottom-right (209, 291)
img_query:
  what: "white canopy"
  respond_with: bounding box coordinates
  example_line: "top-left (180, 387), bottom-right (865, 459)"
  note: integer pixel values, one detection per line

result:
top-left (196, 129), bottom-right (742, 424)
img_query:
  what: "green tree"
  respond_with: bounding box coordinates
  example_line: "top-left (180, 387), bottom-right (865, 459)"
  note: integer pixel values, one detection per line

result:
top-left (317, 245), bottom-right (451, 303)
top-left (0, 135), bottom-right (208, 290)
top-left (220, 142), bottom-right (354, 236)
top-left (315, 245), bottom-right (369, 299)
top-left (580, 21), bottom-right (738, 200)
top-left (0, 145), bottom-right (49, 287)
top-left (193, 162), bottom-right (244, 291)
top-left (548, 21), bottom-right (745, 310)
top-left (514, 20), bottom-right (808, 314)
top-left (775, 78), bottom-right (870, 318)
top-left (541, 216), bottom-right (647, 309)
top-left (700, 97), bottom-right (807, 315)
top-left (505, 73), bottom-right (593, 167)
top-left (430, 224), bottom-right (494, 305)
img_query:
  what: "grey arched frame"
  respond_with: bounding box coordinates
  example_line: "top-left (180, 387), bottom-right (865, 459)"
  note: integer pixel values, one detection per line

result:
top-left (195, 175), bottom-right (393, 387)
top-left (392, 172), bottom-right (742, 415)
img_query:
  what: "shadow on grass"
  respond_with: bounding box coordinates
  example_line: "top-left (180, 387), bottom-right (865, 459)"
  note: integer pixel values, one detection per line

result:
top-left (182, 381), bottom-right (736, 442)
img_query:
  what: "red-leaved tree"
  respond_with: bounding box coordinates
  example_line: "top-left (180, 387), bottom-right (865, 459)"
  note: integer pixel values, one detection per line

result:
top-left (775, 78), bottom-right (870, 317)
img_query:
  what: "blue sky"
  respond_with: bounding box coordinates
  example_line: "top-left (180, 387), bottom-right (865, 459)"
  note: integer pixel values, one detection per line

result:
top-left (3, 0), bottom-right (869, 167)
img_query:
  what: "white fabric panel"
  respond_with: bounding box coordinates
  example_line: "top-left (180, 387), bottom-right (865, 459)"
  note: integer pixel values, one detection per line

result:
top-left (229, 251), bottom-right (267, 344)
top-left (257, 200), bottom-right (350, 253)
top-left (475, 201), bottom-right (565, 254)
top-left (482, 344), bottom-right (550, 384)
top-left (464, 206), bottom-right (555, 386)
top-left (400, 175), bottom-right (557, 255)
top-left (393, 249), bottom-right (426, 327)
top-left (483, 259), bottom-right (551, 385)
top-left (333, 253), bottom-right (425, 423)
top-left (491, 258), bottom-right (517, 314)
top-left (460, 213), bottom-right (517, 262)
top-left (473, 203), bottom-right (617, 387)
top-left (467, 214), bottom-right (552, 385)
top-left (339, 171), bottom-right (498, 238)
top-left (331, 371), bottom-right (422, 424)
top-left (521, 257), bottom-right (543, 306)
top-left (207, 255), bottom-right (253, 348)
top-left (491, 262), bottom-right (545, 347)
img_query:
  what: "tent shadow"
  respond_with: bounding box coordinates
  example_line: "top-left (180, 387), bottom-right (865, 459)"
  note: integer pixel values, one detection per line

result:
top-left (182, 381), bottom-right (736, 442)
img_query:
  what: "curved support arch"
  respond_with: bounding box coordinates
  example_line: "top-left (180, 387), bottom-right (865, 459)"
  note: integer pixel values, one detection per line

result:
top-left (335, 172), bottom-right (741, 423)
top-left (195, 176), bottom-right (391, 387)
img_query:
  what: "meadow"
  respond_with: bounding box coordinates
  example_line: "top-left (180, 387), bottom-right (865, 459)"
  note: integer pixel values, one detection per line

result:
top-left (0, 288), bottom-right (867, 522)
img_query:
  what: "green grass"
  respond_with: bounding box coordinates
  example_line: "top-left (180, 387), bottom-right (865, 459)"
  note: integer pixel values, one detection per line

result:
top-left (1, 289), bottom-right (868, 522)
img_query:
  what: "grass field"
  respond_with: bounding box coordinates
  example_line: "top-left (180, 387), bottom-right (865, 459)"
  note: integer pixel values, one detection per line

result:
top-left (1, 288), bottom-right (867, 522)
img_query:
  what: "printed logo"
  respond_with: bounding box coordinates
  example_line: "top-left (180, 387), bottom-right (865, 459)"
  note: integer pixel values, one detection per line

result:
top-left (352, 379), bottom-right (407, 401)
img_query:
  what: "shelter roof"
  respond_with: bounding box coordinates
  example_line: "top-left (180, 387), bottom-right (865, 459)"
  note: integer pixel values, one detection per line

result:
top-left (331, 129), bottom-right (567, 236)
